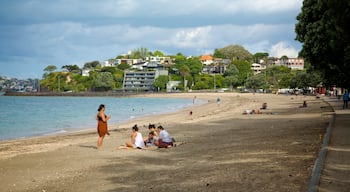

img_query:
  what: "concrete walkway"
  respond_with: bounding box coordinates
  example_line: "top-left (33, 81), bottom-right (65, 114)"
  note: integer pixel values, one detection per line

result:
top-left (317, 97), bottom-right (350, 192)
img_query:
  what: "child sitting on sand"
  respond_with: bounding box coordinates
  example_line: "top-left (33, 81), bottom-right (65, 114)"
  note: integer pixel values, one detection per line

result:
top-left (144, 131), bottom-right (158, 147)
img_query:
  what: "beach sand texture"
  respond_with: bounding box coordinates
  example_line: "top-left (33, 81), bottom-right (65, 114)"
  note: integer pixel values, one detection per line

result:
top-left (0, 93), bottom-right (333, 192)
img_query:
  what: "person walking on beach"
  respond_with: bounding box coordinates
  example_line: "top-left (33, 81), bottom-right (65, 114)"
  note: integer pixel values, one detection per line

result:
top-left (96, 104), bottom-right (111, 149)
top-left (343, 91), bottom-right (349, 109)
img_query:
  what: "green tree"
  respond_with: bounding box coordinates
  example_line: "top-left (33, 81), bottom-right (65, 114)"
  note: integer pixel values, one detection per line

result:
top-left (130, 47), bottom-right (150, 59)
top-left (83, 61), bottom-right (100, 69)
top-left (213, 48), bottom-right (224, 58)
top-left (224, 63), bottom-right (239, 89)
top-left (93, 72), bottom-right (114, 91)
top-left (153, 50), bottom-right (165, 57)
top-left (233, 60), bottom-right (254, 85)
top-left (253, 52), bottom-right (269, 63)
top-left (215, 44), bottom-right (253, 61)
top-left (43, 65), bottom-right (57, 78)
top-left (295, 0), bottom-right (350, 88)
top-left (44, 65), bottom-right (57, 73)
top-left (192, 74), bottom-right (212, 90)
top-left (154, 75), bottom-right (169, 92)
top-left (117, 63), bottom-right (131, 70)
top-left (175, 53), bottom-right (186, 61)
top-left (178, 65), bottom-right (190, 92)
top-left (245, 74), bottom-right (266, 92)
top-left (265, 66), bottom-right (292, 91)
top-left (101, 66), bottom-right (117, 74)
top-left (290, 70), bottom-right (323, 91)
top-left (62, 65), bottom-right (81, 73)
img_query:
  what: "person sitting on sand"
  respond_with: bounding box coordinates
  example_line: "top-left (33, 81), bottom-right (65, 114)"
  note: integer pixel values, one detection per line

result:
top-left (299, 101), bottom-right (307, 108)
top-left (243, 109), bottom-right (262, 115)
top-left (144, 131), bottom-right (158, 147)
top-left (260, 102), bottom-right (268, 110)
top-left (148, 123), bottom-right (158, 137)
top-left (121, 124), bottom-right (145, 149)
top-left (155, 125), bottom-right (173, 148)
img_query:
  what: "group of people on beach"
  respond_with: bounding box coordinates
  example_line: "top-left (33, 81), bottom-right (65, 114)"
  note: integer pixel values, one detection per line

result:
top-left (96, 104), bottom-right (174, 150)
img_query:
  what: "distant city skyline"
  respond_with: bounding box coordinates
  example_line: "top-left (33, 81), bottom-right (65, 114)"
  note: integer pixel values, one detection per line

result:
top-left (0, 0), bottom-right (303, 79)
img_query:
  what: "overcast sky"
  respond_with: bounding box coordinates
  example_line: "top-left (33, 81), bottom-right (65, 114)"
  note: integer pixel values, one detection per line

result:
top-left (0, 0), bottom-right (303, 79)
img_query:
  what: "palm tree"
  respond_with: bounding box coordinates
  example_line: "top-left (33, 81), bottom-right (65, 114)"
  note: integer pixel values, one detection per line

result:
top-left (179, 65), bottom-right (190, 92)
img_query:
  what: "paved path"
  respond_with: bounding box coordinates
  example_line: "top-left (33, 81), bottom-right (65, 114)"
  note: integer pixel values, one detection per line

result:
top-left (317, 97), bottom-right (350, 192)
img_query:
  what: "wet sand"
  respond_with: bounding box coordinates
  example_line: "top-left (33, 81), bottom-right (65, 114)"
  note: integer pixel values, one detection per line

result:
top-left (0, 93), bottom-right (333, 192)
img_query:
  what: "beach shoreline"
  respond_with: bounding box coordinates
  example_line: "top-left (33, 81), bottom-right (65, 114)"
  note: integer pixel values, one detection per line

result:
top-left (0, 92), bottom-right (333, 191)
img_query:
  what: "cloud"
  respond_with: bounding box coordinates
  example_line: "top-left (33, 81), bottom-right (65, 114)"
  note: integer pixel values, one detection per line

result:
top-left (0, 0), bottom-right (304, 78)
top-left (269, 41), bottom-right (299, 58)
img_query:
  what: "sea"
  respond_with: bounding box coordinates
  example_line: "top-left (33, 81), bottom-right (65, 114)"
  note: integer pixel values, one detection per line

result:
top-left (0, 95), bottom-right (200, 141)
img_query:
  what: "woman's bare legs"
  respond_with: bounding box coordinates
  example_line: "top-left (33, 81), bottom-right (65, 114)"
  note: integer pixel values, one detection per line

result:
top-left (97, 135), bottom-right (105, 149)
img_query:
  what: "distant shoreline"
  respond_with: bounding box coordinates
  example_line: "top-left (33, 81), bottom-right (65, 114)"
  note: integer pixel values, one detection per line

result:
top-left (3, 91), bottom-right (150, 97)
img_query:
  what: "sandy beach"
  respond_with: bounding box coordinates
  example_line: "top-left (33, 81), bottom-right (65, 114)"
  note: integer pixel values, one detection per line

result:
top-left (0, 92), bottom-right (333, 192)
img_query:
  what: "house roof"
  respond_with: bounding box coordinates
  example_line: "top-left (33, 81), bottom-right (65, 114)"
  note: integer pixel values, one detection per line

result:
top-left (200, 55), bottom-right (213, 61)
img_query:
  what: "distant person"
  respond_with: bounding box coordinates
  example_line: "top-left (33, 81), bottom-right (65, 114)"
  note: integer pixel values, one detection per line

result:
top-left (123, 124), bottom-right (145, 149)
top-left (216, 97), bottom-right (221, 106)
top-left (156, 125), bottom-right (173, 148)
top-left (299, 101), bottom-right (307, 108)
top-left (96, 104), bottom-right (111, 149)
top-left (343, 91), bottom-right (349, 109)
top-left (260, 102), bottom-right (268, 110)
top-left (243, 109), bottom-right (262, 115)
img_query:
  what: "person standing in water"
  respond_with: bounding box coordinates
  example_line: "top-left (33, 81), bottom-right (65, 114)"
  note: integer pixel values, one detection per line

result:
top-left (96, 104), bottom-right (111, 149)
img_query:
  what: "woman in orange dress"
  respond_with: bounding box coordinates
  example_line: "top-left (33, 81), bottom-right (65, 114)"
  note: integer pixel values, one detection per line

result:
top-left (96, 104), bottom-right (111, 149)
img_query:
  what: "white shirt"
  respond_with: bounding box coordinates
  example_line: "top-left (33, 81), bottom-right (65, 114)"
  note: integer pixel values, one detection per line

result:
top-left (159, 130), bottom-right (172, 143)
top-left (134, 132), bottom-right (145, 148)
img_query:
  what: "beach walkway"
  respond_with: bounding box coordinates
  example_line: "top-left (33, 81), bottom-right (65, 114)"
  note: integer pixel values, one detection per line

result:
top-left (316, 97), bottom-right (350, 192)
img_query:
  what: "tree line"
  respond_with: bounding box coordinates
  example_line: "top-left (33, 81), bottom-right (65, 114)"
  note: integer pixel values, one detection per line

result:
top-left (39, 44), bottom-right (322, 93)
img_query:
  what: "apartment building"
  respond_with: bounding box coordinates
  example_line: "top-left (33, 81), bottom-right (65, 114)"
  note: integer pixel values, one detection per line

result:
top-left (123, 71), bottom-right (157, 92)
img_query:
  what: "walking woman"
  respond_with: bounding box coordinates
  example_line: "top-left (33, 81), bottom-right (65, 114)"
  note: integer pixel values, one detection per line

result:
top-left (96, 104), bottom-right (111, 149)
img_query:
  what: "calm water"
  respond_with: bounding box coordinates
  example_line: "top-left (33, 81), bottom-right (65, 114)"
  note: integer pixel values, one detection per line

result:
top-left (0, 96), bottom-right (198, 141)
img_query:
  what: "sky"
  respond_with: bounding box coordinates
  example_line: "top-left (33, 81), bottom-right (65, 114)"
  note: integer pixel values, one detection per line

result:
top-left (0, 0), bottom-right (304, 79)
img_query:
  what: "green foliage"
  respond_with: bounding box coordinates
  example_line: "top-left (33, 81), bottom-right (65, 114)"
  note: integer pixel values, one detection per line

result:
top-left (233, 60), bottom-right (253, 85)
top-left (253, 52), bottom-right (269, 63)
top-left (130, 47), bottom-right (150, 59)
top-left (101, 67), bottom-right (117, 74)
top-left (93, 72), bottom-right (114, 91)
top-left (62, 65), bottom-right (81, 74)
top-left (295, 0), bottom-right (350, 88)
top-left (192, 74), bottom-right (212, 90)
top-left (213, 49), bottom-right (224, 58)
top-left (43, 65), bottom-right (57, 78)
top-left (215, 44), bottom-right (253, 61)
top-left (153, 50), bottom-right (165, 57)
top-left (224, 63), bottom-right (239, 88)
top-left (117, 63), bottom-right (131, 70)
top-left (290, 70), bottom-right (323, 89)
top-left (175, 53), bottom-right (186, 61)
top-left (245, 74), bottom-right (267, 91)
top-left (264, 66), bottom-right (292, 90)
top-left (83, 61), bottom-right (100, 69)
top-left (154, 75), bottom-right (169, 91)
top-left (44, 65), bottom-right (57, 72)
